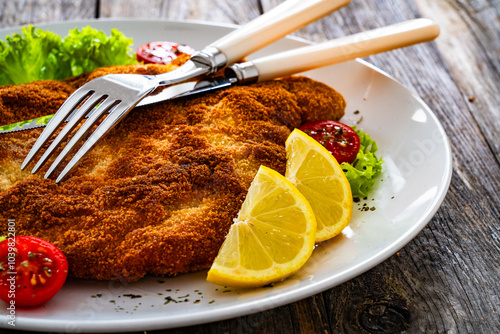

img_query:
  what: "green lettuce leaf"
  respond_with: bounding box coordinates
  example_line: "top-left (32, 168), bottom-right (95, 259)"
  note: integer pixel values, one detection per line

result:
top-left (0, 25), bottom-right (137, 86)
top-left (341, 129), bottom-right (383, 199)
top-left (0, 25), bottom-right (62, 85)
top-left (60, 26), bottom-right (137, 77)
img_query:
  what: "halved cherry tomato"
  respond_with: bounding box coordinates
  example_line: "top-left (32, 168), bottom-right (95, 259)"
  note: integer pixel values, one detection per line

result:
top-left (0, 236), bottom-right (68, 307)
top-left (299, 120), bottom-right (360, 164)
top-left (136, 41), bottom-right (194, 64)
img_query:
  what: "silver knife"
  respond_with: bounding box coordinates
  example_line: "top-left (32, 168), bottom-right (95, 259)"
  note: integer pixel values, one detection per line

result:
top-left (0, 19), bottom-right (440, 135)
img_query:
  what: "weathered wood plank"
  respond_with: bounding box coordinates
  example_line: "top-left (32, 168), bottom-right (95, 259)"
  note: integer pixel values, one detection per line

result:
top-left (99, 0), bottom-right (262, 24)
top-left (0, 1), bottom-right (498, 333)
top-left (0, 0), bottom-right (96, 28)
top-left (415, 0), bottom-right (500, 163)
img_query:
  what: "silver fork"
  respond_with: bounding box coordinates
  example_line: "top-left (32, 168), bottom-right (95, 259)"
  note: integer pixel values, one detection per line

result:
top-left (21, 0), bottom-right (350, 182)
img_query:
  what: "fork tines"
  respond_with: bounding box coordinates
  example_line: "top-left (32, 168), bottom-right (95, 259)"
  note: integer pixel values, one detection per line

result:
top-left (22, 74), bottom-right (156, 183)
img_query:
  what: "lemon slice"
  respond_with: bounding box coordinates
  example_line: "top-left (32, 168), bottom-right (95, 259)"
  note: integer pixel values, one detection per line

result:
top-left (207, 165), bottom-right (316, 288)
top-left (285, 129), bottom-right (353, 242)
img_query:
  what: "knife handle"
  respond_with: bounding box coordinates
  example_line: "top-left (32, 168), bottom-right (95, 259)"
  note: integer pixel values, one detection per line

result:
top-left (209, 0), bottom-right (350, 66)
top-left (249, 18), bottom-right (439, 82)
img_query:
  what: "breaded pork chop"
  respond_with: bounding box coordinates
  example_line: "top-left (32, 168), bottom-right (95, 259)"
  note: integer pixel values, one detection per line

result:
top-left (0, 64), bottom-right (345, 282)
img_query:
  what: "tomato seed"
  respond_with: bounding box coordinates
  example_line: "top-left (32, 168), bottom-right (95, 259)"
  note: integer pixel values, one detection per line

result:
top-left (30, 274), bottom-right (37, 286)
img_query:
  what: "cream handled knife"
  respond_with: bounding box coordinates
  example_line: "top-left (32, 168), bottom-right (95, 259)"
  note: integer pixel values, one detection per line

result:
top-left (232, 18), bottom-right (439, 83)
top-left (0, 18), bottom-right (439, 135)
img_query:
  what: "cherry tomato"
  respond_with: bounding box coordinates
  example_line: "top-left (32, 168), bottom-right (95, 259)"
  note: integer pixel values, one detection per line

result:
top-left (0, 236), bottom-right (68, 307)
top-left (136, 41), bottom-right (194, 64)
top-left (299, 120), bottom-right (360, 164)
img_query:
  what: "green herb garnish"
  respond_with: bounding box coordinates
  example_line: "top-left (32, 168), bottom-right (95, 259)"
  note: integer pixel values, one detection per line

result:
top-left (341, 129), bottom-right (383, 199)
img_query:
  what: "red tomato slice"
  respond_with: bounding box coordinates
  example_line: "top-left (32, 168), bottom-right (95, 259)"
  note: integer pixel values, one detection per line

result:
top-left (299, 120), bottom-right (360, 164)
top-left (136, 41), bottom-right (194, 64)
top-left (0, 236), bottom-right (68, 307)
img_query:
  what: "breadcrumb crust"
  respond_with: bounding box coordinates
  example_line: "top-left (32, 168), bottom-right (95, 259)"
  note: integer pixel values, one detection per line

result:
top-left (0, 61), bottom-right (345, 282)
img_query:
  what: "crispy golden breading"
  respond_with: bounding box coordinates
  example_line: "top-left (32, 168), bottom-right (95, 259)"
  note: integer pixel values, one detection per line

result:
top-left (0, 63), bottom-right (345, 282)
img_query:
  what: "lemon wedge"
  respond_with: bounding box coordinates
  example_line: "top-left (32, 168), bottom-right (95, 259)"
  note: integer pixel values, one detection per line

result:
top-left (207, 165), bottom-right (316, 288)
top-left (285, 129), bottom-right (353, 242)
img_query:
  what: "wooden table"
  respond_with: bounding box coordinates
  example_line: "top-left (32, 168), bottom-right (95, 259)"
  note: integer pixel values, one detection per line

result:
top-left (1, 0), bottom-right (499, 333)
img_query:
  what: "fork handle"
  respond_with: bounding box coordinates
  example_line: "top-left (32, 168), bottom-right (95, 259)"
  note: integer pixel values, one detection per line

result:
top-left (209, 0), bottom-right (350, 66)
top-left (247, 18), bottom-right (439, 82)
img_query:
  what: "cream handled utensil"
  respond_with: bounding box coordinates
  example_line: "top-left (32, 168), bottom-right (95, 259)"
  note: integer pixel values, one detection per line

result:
top-left (228, 18), bottom-right (440, 83)
top-left (178, 0), bottom-right (352, 72)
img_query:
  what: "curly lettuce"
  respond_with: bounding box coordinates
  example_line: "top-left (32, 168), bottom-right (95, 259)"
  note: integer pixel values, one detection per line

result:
top-left (0, 25), bottom-right (136, 86)
top-left (60, 26), bottom-right (137, 77)
top-left (0, 25), bottom-right (62, 85)
top-left (341, 128), bottom-right (383, 199)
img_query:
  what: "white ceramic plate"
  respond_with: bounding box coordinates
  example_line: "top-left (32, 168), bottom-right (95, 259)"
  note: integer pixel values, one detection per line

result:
top-left (0, 20), bottom-right (452, 332)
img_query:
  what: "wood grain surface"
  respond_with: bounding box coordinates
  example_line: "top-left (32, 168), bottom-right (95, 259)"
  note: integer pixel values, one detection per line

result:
top-left (0, 0), bottom-right (499, 333)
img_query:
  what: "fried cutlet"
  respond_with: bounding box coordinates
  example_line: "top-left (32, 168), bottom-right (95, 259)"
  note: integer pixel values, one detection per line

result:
top-left (0, 63), bottom-right (345, 282)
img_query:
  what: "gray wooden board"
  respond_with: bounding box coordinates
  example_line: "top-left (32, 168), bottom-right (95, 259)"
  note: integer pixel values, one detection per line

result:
top-left (0, 0), bottom-right (498, 333)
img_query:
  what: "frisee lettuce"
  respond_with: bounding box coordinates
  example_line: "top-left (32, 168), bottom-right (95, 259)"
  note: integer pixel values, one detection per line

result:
top-left (341, 128), bottom-right (383, 199)
top-left (0, 25), bottom-right (137, 86)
